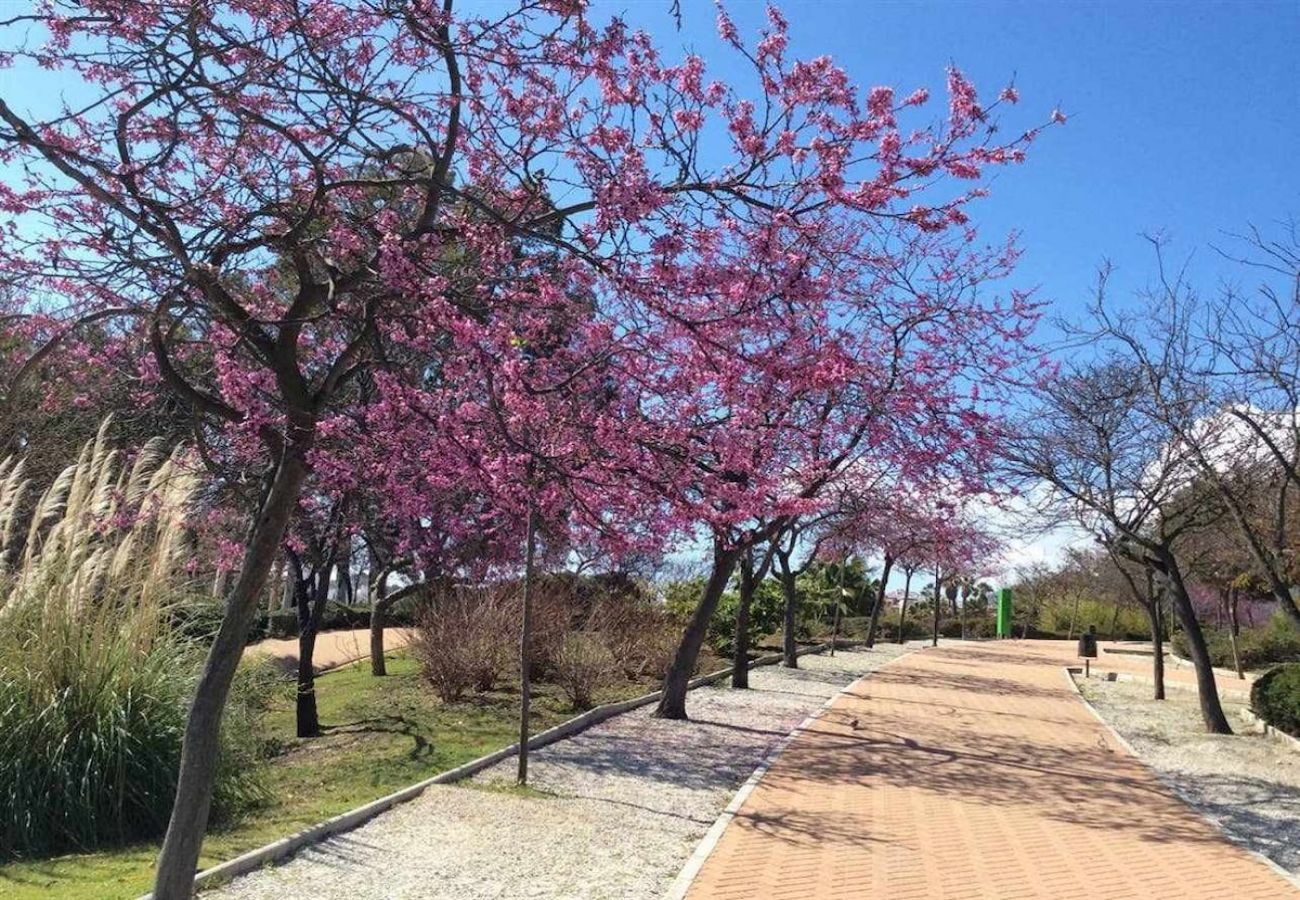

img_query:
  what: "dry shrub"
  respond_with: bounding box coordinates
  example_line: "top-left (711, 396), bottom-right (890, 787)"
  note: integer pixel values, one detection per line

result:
top-left (412, 584), bottom-right (513, 702)
top-left (588, 596), bottom-right (680, 680)
top-left (521, 577), bottom-right (587, 680)
top-left (552, 632), bottom-right (614, 710)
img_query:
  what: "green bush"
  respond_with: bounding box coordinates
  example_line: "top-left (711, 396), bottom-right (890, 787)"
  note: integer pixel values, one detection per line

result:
top-left (0, 617), bottom-right (267, 859)
top-left (663, 577), bottom-right (785, 656)
top-left (1174, 612), bottom-right (1300, 671)
top-left (1251, 663), bottom-right (1300, 738)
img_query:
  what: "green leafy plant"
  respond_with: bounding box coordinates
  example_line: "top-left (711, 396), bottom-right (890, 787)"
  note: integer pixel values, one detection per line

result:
top-left (1250, 662), bottom-right (1300, 738)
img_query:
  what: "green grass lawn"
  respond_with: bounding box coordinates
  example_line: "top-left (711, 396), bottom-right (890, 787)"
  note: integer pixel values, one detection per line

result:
top-left (0, 652), bottom-right (657, 900)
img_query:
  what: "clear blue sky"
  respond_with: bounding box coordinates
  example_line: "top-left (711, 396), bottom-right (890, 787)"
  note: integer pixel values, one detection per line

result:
top-left (595, 0), bottom-right (1300, 332)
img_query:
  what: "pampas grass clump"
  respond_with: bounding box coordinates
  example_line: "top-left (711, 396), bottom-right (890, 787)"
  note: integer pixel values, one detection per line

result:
top-left (0, 420), bottom-right (264, 858)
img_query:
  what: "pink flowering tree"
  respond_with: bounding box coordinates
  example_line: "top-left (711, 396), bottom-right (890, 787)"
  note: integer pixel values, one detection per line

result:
top-left (0, 1), bottom-right (1054, 890)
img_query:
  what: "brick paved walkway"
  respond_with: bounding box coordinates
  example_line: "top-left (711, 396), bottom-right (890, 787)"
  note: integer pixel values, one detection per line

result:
top-left (684, 640), bottom-right (1296, 900)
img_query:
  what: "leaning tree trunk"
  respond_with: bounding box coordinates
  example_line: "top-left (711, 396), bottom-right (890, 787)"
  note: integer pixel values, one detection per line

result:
top-left (732, 548), bottom-right (754, 689)
top-left (864, 554), bottom-right (894, 648)
top-left (1157, 550), bottom-right (1231, 734)
top-left (153, 447), bottom-right (311, 900)
top-left (368, 569), bottom-right (391, 677)
top-left (656, 541), bottom-right (742, 719)
top-left (517, 507), bottom-right (538, 785)
top-left (780, 557), bottom-right (799, 668)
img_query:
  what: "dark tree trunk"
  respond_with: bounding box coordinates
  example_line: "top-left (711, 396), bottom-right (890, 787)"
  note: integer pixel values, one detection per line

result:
top-left (337, 558), bottom-right (353, 605)
top-left (897, 569), bottom-right (913, 644)
top-left (1109, 602), bottom-right (1121, 639)
top-left (517, 507), bottom-right (538, 785)
top-left (294, 549), bottom-right (334, 739)
top-left (153, 448), bottom-right (310, 900)
top-left (931, 566), bottom-right (941, 647)
top-left (1156, 549), bottom-right (1231, 734)
top-left (656, 541), bottom-right (742, 719)
top-left (779, 555), bottom-right (798, 668)
top-left (864, 554), bottom-right (894, 648)
top-left (732, 548), bottom-right (754, 689)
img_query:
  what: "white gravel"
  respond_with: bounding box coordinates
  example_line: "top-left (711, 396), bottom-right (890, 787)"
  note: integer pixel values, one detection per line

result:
top-left (1080, 676), bottom-right (1300, 875)
top-left (205, 644), bottom-right (912, 900)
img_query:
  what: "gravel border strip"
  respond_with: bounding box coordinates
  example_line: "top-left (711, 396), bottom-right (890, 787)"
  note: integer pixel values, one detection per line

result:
top-left (662, 648), bottom-right (912, 900)
top-left (1063, 666), bottom-right (1300, 892)
top-left (140, 642), bottom-right (837, 900)
top-left (1237, 707), bottom-right (1300, 753)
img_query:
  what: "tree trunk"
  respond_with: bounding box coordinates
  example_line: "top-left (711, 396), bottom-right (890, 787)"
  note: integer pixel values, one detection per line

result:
top-left (931, 566), bottom-right (941, 647)
top-left (294, 550), bottom-right (333, 739)
top-left (337, 558), bottom-right (353, 605)
top-left (897, 570), bottom-right (913, 644)
top-left (211, 567), bottom-right (229, 601)
top-left (1147, 568), bottom-right (1165, 701)
top-left (830, 554), bottom-right (845, 656)
top-left (780, 556), bottom-right (798, 668)
top-left (864, 554), bottom-right (894, 648)
top-left (1227, 587), bottom-right (1244, 680)
top-left (1157, 550), bottom-right (1231, 734)
top-left (517, 506), bottom-right (538, 785)
top-left (153, 448), bottom-right (310, 900)
top-left (1109, 602), bottom-right (1121, 639)
top-left (1067, 592), bottom-right (1080, 641)
top-left (732, 548), bottom-right (754, 689)
top-left (368, 569), bottom-right (391, 677)
top-left (656, 541), bottom-right (742, 719)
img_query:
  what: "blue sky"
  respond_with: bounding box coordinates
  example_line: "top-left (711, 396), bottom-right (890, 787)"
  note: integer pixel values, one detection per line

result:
top-left (596, 0), bottom-right (1300, 336)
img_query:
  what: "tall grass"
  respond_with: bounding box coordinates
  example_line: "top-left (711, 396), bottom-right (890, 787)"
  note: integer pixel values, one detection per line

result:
top-left (0, 421), bottom-right (263, 859)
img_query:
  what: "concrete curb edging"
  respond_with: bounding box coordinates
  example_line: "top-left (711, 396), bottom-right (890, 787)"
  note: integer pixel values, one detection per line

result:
top-left (1063, 667), bottom-right (1300, 891)
top-left (663, 645), bottom-right (917, 900)
top-left (1083, 667), bottom-right (1252, 698)
top-left (146, 641), bottom-right (839, 899)
top-left (1166, 648), bottom-right (1255, 683)
top-left (1237, 706), bottom-right (1300, 753)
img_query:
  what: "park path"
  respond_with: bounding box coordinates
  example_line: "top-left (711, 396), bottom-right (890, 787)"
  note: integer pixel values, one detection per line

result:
top-left (245, 627), bottom-right (415, 673)
top-left (683, 640), bottom-right (1296, 900)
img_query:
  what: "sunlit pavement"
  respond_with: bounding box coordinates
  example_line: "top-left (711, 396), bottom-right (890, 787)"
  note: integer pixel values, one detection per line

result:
top-left (684, 640), bottom-right (1295, 900)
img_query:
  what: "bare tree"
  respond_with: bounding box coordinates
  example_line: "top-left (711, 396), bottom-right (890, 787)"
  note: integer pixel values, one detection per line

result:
top-left (1004, 357), bottom-right (1232, 733)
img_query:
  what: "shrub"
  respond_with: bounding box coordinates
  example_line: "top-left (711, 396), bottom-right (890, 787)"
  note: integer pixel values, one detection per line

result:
top-left (0, 424), bottom-right (264, 858)
top-left (552, 632), bottom-right (614, 710)
top-left (588, 597), bottom-right (679, 679)
top-left (662, 577), bottom-right (783, 656)
top-left (411, 586), bottom-right (514, 701)
top-left (1251, 663), bottom-right (1300, 738)
top-left (1175, 612), bottom-right (1300, 671)
top-left (519, 579), bottom-right (587, 680)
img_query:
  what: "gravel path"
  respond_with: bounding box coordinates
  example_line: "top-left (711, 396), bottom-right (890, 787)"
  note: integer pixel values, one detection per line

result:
top-left (1080, 676), bottom-right (1300, 875)
top-left (206, 644), bottom-right (912, 900)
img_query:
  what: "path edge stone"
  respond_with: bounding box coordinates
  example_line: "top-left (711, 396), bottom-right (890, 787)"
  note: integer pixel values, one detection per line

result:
top-left (1063, 666), bottom-right (1300, 892)
top-left (663, 645), bottom-right (917, 900)
top-left (142, 641), bottom-right (840, 899)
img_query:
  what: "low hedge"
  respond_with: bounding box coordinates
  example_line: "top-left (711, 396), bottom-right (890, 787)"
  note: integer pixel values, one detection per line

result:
top-left (1251, 663), bottom-right (1300, 738)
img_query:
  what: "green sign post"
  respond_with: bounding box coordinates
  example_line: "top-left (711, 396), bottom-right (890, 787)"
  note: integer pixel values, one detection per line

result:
top-left (996, 587), bottom-right (1013, 638)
